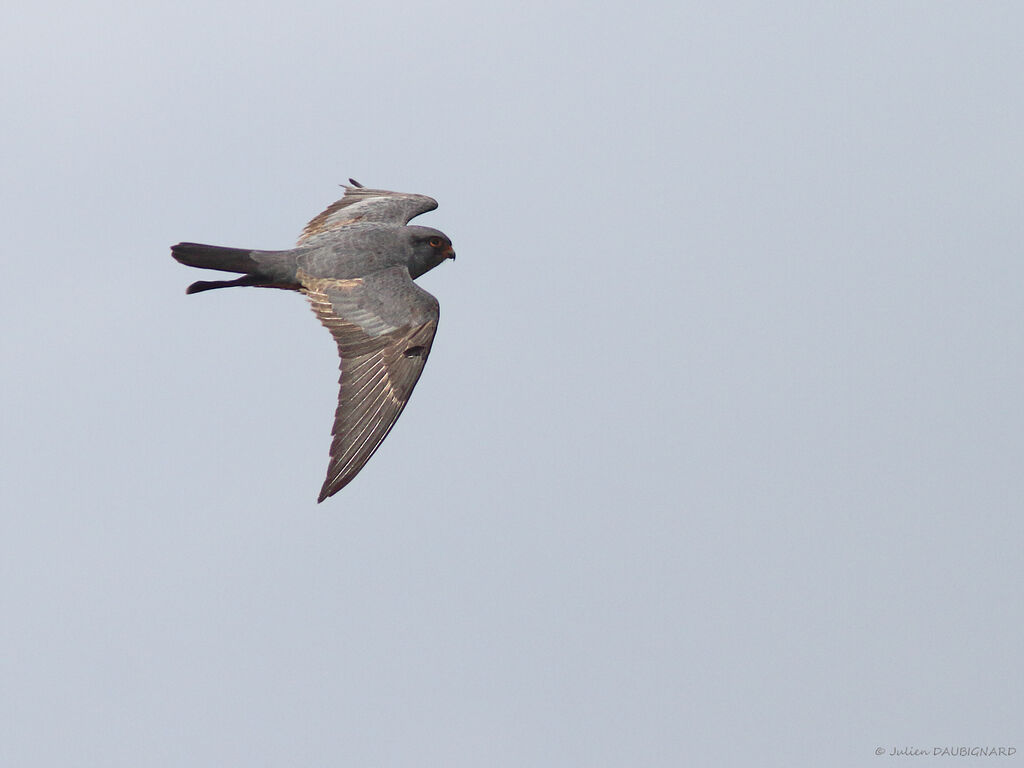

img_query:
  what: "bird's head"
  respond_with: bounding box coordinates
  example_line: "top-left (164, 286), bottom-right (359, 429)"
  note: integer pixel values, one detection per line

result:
top-left (406, 226), bottom-right (455, 277)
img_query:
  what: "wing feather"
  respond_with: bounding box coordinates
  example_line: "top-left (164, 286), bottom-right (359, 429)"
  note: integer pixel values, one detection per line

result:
top-left (302, 267), bottom-right (440, 501)
top-left (298, 183), bottom-right (438, 244)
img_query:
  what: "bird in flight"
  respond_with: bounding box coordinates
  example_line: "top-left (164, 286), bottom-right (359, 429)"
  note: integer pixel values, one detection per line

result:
top-left (172, 180), bottom-right (455, 502)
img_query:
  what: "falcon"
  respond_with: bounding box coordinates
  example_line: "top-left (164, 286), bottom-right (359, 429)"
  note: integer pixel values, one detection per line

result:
top-left (171, 180), bottom-right (455, 502)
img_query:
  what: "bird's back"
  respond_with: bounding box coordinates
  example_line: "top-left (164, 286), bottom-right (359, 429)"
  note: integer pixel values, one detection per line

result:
top-left (293, 224), bottom-right (412, 281)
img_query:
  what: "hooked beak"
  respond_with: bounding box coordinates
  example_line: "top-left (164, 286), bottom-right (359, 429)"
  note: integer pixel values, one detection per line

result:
top-left (443, 245), bottom-right (456, 261)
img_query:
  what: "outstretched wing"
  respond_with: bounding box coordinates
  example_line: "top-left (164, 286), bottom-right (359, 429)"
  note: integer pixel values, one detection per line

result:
top-left (298, 180), bottom-right (438, 244)
top-left (301, 265), bottom-right (440, 501)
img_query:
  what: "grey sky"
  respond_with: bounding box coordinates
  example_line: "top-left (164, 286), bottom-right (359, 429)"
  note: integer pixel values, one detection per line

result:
top-left (2, 1), bottom-right (1022, 766)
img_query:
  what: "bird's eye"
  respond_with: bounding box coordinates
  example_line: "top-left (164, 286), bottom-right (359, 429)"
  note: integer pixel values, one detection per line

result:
top-left (428, 237), bottom-right (443, 248)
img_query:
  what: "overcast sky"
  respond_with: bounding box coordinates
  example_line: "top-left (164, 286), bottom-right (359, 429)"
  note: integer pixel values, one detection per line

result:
top-left (2, 2), bottom-right (1022, 766)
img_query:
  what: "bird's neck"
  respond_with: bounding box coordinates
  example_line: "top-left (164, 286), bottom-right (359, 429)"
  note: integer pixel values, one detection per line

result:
top-left (407, 252), bottom-right (446, 279)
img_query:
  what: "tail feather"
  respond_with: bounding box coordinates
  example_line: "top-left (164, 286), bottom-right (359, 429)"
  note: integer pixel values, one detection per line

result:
top-left (171, 242), bottom-right (259, 274)
top-left (172, 241), bottom-right (299, 294)
top-left (186, 275), bottom-right (270, 294)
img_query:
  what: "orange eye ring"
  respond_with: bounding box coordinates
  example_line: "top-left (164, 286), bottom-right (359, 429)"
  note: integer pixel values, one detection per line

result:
top-left (428, 237), bottom-right (443, 248)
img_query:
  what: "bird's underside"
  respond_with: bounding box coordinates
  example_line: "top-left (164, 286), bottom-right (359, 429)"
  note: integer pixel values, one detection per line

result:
top-left (171, 180), bottom-right (453, 501)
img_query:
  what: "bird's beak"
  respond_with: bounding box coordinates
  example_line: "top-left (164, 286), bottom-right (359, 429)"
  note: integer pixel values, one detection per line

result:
top-left (443, 246), bottom-right (456, 260)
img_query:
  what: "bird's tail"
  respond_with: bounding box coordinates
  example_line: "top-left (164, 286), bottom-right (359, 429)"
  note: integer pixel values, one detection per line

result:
top-left (171, 242), bottom-right (260, 274)
top-left (171, 242), bottom-right (295, 294)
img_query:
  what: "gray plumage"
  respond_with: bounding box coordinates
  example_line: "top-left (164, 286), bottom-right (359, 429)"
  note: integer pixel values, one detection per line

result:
top-left (171, 180), bottom-right (455, 501)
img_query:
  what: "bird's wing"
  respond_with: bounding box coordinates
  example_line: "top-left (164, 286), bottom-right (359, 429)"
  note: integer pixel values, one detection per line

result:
top-left (301, 265), bottom-right (440, 501)
top-left (297, 180), bottom-right (438, 244)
